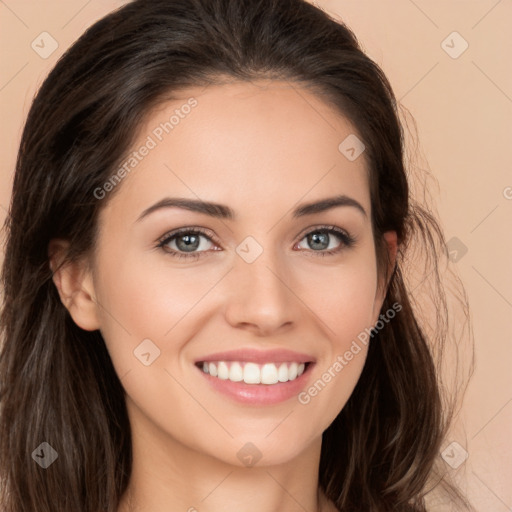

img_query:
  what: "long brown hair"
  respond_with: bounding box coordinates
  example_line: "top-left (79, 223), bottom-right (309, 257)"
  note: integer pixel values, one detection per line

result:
top-left (0, 1), bottom-right (474, 510)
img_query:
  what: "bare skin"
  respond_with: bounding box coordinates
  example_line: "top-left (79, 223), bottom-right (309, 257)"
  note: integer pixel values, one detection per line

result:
top-left (50, 79), bottom-right (396, 512)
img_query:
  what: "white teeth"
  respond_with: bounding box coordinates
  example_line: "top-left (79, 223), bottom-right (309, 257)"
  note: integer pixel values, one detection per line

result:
top-left (243, 362), bottom-right (261, 384)
top-left (277, 363), bottom-right (288, 382)
top-left (261, 363), bottom-right (279, 385)
top-left (288, 362), bottom-right (298, 380)
top-left (217, 361), bottom-right (229, 380)
top-left (229, 362), bottom-right (243, 382)
top-left (199, 361), bottom-right (308, 385)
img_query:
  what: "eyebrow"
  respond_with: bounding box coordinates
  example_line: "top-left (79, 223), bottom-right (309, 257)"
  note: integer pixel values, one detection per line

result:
top-left (136, 194), bottom-right (367, 222)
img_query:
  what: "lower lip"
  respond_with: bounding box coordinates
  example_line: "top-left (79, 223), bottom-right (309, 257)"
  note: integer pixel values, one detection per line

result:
top-left (197, 363), bottom-right (315, 405)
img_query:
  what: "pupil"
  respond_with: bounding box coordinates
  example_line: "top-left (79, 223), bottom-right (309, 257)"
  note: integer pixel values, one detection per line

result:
top-left (309, 232), bottom-right (328, 250)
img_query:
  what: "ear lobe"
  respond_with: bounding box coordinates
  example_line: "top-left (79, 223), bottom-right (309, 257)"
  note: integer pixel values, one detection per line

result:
top-left (383, 231), bottom-right (398, 275)
top-left (48, 239), bottom-right (100, 331)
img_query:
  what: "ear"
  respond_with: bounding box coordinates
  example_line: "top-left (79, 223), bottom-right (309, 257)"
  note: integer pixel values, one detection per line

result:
top-left (372, 230), bottom-right (398, 321)
top-left (48, 239), bottom-right (101, 331)
top-left (383, 230), bottom-right (398, 276)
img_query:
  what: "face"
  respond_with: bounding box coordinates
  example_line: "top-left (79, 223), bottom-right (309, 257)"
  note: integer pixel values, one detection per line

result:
top-left (61, 80), bottom-right (395, 467)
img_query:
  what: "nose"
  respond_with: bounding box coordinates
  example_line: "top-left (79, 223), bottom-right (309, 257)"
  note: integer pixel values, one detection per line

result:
top-left (223, 246), bottom-right (301, 336)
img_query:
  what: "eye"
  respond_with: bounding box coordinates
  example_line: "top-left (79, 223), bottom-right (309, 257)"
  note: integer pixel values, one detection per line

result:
top-left (157, 227), bottom-right (220, 260)
top-left (156, 225), bottom-right (356, 260)
top-left (295, 225), bottom-right (355, 256)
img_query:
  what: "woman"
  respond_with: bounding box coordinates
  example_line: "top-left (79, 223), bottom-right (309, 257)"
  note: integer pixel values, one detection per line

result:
top-left (0, 0), bottom-right (474, 510)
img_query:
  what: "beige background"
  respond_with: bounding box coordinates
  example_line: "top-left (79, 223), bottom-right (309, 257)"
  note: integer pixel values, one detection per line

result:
top-left (1, 1), bottom-right (511, 510)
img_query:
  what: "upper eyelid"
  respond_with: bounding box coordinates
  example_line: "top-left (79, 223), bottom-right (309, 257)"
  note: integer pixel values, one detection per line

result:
top-left (296, 224), bottom-right (350, 239)
top-left (157, 226), bottom-right (219, 246)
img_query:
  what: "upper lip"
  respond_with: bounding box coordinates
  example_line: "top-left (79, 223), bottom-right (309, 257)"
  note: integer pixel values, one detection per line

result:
top-left (195, 348), bottom-right (316, 364)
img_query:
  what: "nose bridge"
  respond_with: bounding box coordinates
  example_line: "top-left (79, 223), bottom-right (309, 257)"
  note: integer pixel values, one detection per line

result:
top-left (223, 236), bottom-right (299, 334)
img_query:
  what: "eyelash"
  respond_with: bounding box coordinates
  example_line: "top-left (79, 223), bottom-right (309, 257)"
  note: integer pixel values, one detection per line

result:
top-left (156, 225), bottom-right (356, 260)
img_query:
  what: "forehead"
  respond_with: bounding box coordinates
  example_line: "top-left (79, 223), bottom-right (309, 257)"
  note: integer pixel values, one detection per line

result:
top-left (100, 80), bottom-right (370, 223)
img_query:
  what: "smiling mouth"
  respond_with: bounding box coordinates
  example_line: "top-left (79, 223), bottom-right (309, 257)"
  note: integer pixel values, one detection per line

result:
top-left (195, 361), bottom-right (312, 385)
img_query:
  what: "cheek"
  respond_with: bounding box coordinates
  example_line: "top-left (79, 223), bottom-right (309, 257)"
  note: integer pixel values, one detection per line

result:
top-left (291, 256), bottom-right (379, 426)
top-left (92, 249), bottom-right (220, 373)
top-left (295, 252), bottom-right (379, 340)
top-left (311, 272), bottom-right (377, 328)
